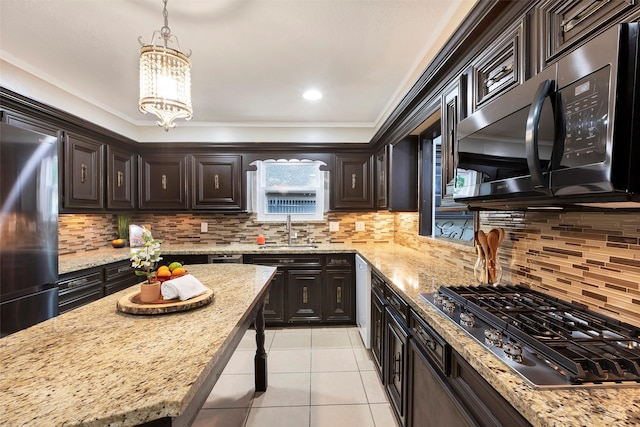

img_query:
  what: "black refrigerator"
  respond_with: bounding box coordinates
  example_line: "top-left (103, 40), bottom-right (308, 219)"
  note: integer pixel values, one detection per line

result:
top-left (0, 122), bottom-right (59, 337)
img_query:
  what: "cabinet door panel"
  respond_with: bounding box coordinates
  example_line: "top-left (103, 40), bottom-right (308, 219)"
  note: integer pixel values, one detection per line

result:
top-left (324, 269), bottom-right (354, 322)
top-left (385, 307), bottom-right (409, 426)
top-left (376, 147), bottom-right (388, 209)
top-left (263, 270), bottom-right (285, 323)
top-left (64, 133), bottom-right (104, 209)
top-left (107, 146), bottom-right (135, 209)
top-left (139, 154), bottom-right (188, 209)
top-left (371, 285), bottom-right (386, 379)
top-left (287, 269), bottom-right (323, 323)
top-left (332, 155), bottom-right (374, 210)
top-left (192, 155), bottom-right (243, 210)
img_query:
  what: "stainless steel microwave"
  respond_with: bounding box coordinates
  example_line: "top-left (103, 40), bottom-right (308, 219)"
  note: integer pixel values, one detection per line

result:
top-left (454, 23), bottom-right (640, 210)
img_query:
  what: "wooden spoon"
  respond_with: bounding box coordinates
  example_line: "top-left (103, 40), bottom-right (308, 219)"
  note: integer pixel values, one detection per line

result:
top-left (476, 230), bottom-right (490, 284)
top-left (473, 231), bottom-right (485, 283)
top-left (487, 229), bottom-right (501, 283)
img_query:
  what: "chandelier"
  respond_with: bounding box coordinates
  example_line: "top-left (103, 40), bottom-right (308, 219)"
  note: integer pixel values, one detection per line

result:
top-left (138, 0), bottom-right (192, 131)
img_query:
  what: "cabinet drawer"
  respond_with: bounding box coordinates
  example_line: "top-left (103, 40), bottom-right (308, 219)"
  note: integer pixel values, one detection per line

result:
top-left (104, 262), bottom-right (133, 281)
top-left (326, 254), bottom-right (353, 268)
top-left (472, 21), bottom-right (523, 109)
top-left (371, 271), bottom-right (385, 299)
top-left (384, 284), bottom-right (409, 325)
top-left (540, 0), bottom-right (636, 63)
top-left (58, 270), bottom-right (104, 314)
top-left (58, 270), bottom-right (103, 292)
top-left (249, 255), bottom-right (323, 268)
top-left (409, 310), bottom-right (449, 375)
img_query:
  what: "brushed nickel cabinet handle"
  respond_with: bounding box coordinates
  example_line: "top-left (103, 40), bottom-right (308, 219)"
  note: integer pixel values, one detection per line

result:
top-left (485, 62), bottom-right (514, 88)
top-left (214, 174), bottom-right (219, 190)
top-left (303, 286), bottom-right (308, 304)
top-left (80, 164), bottom-right (87, 183)
top-left (117, 171), bottom-right (124, 188)
top-left (117, 266), bottom-right (130, 273)
top-left (562, 0), bottom-right (610, 33)
top-left (351, 173), bottom-right (357, 189)
top-left (161, 174), bottom-right (167, 190)
top-left (265, 290), bottom-right (270, 305)
top-left (337, 286), bottom-right (342, 304)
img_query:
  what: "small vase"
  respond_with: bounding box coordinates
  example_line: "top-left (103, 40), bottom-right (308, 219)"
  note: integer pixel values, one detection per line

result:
top-left (140, 281), bottom-right (161, 303)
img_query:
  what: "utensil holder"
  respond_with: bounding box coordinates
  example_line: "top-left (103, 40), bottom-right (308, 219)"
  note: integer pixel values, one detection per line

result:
top-left (474, 257), bottom-right (502, 286)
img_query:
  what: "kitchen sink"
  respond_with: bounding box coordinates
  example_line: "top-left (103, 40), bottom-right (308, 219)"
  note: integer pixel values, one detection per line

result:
top-left (259, 245), bottom-right (318, 250)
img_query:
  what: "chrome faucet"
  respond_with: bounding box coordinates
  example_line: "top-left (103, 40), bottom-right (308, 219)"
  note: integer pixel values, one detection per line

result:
top-left (286, 214), bottom-right (293, 245)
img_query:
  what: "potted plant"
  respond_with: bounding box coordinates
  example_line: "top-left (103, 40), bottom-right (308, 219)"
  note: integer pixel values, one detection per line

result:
top-left (112, 215), bottom-right (130, 248)
top-left (130, 229), bottom-right (163, 302)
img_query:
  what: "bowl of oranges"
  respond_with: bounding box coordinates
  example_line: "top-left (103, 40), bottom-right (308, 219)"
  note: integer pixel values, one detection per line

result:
top-left (155, 262), bottom-right (188, 282)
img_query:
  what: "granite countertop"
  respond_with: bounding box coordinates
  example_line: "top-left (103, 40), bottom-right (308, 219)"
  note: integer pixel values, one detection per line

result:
top-left (0, 263), bottom-right (277, 427)
top-left (57, 242), bottom-right (640, 426)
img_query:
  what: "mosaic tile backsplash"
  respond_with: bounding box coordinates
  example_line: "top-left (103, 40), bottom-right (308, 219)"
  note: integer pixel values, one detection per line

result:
top-left (59, 210), bottom-right (640, 325)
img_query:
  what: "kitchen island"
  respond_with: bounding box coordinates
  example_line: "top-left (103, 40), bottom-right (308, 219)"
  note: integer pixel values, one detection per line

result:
top-left (0, 263), bottom-right (277, 427)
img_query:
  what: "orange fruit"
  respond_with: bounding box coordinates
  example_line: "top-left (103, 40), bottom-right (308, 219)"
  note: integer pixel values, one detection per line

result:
top-left (156, 268), bottom-right (171, 278)
top-left (171, 267), bottom-right (186, 277)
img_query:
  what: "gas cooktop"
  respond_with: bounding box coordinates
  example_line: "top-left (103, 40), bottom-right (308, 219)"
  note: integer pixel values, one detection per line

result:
top-left (420, 285), bottom-right (640, 389)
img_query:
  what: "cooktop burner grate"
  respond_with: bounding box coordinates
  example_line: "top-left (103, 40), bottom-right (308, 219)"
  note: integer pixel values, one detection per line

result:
top-left (424, 285), bottom-right (640, 387)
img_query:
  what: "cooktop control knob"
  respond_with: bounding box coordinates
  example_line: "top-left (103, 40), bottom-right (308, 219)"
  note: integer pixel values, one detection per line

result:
top-left (460, 312), bottom-right (475, 327)
top-left (484, 328), bottom-right (503, 347)
top-left (503, 342), bottom-right (523, 363)
top-left (442, 300), bottom-right (456, 313)
top-left (434, 294), bottom-right (448, 306)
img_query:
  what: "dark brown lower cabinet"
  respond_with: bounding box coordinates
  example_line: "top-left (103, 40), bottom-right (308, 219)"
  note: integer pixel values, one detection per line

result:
top-left (324, 269), bottom-right (354, 322)
top-left (370, 286), bottom-right (386, 379)
top-left (287, 269), bottom-right (323, 323)
top-left (448, 350), bottom-right (531, 427)
top-left (104, 260), bottom-right (138, 295)
top-left (263, 270), bottom-right (285, 323)
top-left (408, 341), bottom-right (476, 427)
top-left (385, 306), bottom-right (410, 427)
top-left (57, 268), bottom-right (104, 314)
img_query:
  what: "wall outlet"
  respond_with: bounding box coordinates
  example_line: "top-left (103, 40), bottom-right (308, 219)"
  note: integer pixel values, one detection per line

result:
top-left (329, 221), bottom-right (340, 232)
top-left (355, 221), bottom-right (365, 231)
top-left (200, 222), bottom-right (208, 233)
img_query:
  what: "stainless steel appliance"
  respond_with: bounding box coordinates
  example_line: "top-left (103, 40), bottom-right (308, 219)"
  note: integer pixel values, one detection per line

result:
top-left (355, 254), bottom-right (371, 348)
top-left (421, 285), bottom-right (640, 389)
top-left (455, 23), bottom-right (640, 209)
top-left (0, 122), bottom-right (59, 337)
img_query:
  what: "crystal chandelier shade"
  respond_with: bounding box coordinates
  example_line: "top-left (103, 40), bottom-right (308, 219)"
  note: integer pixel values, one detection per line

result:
top-left (138, 0), bottom-right (192, 131)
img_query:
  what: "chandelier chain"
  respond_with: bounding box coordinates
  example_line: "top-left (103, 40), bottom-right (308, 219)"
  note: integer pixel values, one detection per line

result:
top-left (160, 0), bottom-right (171, 45)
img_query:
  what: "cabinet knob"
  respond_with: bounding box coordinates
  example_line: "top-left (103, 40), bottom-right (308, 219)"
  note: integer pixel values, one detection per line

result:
top-left (351, 173), bottom-right (357, 189)
top-left (302, 286), bottom-right (308, 304)
top-left (117, 171), bottom-right (124, 188)
top-left (161, 174), bottom-right (167, 190)
top-left (214, 173), bottom-right (220, 190)
top-left (485, 62), bottom-right (514, 88)
top-left (561, 0), bottom-right (608, 33)
top-left (336, 286), bottom-right (342, 304)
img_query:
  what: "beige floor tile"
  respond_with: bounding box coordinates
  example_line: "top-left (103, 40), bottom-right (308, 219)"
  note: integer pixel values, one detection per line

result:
top-left (348, 329), bottom-right (366, 348)
top-left (310, 371), bottom-right (368, 405)
top-left (252, 372), bottom-right (311, 407)
top-left (236, 329), bottom-right (276, 351)
top-left (370, 403), bottom-right (399, 427)
top-left (311, 348), bottom-right (359, 372)
top-left (271, 330), bottom-right (312, 350)
top-left (202, 374), bottom-right (255, 409)
top-left (245, 406), bottom-right (310, 427)
top-left (360, 371), bottom-right (388, 404)
top-left (269, 349), bottom-right (311, 373)
top-left (353, 347), bottom-right (376, 371)
top-left (192, 407), bottom-right (249, 427)
top-left (310, 404), bottom-right (375, 427)
top-left (311, 328), bottom-right (353, 348)
top-left (222, 350), bottom-right (255, 375)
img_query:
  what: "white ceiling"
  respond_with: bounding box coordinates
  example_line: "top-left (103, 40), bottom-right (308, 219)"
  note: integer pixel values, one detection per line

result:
top-left (0, 0), bottom-right (476, 143)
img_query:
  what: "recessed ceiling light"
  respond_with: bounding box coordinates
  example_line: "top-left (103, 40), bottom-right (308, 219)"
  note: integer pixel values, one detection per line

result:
top-left (303, 89), bottom-right (322, 101)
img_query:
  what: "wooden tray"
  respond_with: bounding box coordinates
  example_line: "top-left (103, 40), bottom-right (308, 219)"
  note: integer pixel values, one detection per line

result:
top-left (116, 288), bottom-right (214, 315)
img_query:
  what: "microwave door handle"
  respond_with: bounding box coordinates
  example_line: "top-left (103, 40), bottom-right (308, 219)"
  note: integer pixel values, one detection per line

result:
top-left (525, 79), bottom-right (554, 189)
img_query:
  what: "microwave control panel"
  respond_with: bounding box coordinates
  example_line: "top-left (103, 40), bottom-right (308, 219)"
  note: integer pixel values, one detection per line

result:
top-left (559, 66), bottom-right (610, 167)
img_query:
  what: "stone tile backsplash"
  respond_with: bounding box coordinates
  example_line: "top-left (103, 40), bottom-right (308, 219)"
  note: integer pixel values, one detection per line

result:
top-left (59, 209), bottom-right (640, 325)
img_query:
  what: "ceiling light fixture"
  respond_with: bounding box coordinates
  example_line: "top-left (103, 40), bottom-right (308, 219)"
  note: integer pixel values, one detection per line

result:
top-left (303, 89), bottom-right (322, 101)
top-left (138, 0), bottom-right (192, 131)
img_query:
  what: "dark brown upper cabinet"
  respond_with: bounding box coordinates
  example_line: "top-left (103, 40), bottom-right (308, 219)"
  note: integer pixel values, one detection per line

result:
top-left (376, 146), bottom-right (389, 209)
top-left (332, 154), bottom-right (375, 210)
top-left (388, 136), bottom-right (418, 212)
top-left (469, 19), bottom-right (525, 112)
top-left (539, 0), bottom-right (636, 66)
top-left (63, 132), bottom-right (104, 209)
top-left (138, 154), bottom-right (188, 210)
top-left (191, 154), bottom-right (243, 211)
top-left (107, 146), bottom-right (135, 210)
